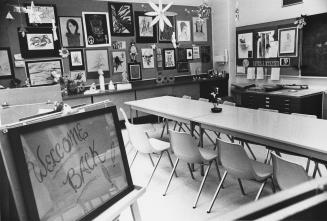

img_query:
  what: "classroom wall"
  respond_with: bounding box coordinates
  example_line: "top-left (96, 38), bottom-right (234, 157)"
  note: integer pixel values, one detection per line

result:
top-left (211, 0), bottom-right (327, 89)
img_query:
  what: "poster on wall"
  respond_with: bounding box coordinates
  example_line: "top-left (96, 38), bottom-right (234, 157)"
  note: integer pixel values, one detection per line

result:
top-left (159, 16), bottom-right (175, 43)
top-left (0, 48), bottom-right (15, 79)
top-left (278, 27), bottom-right (298, 57)
top-left (112, 51), bottom-right (127, 73)
top-left (177, 20), bottom-right (191, 42)
top-left (163, 48), bottom-right (176, 70)
top-left (82, 12), bottom-right (111, 47)
top-left (69, 49), bottom-right (85, 71)
top-left (141, 48), bottom-right (155, 69)
top-left (59, 16), bottom-right (85, 48)
top-left (192, 17), bottom-right (207, 42)
top-left (237, 32), bottom-right (253, 59)
top-left (25, 4), bottom-right (58, 27)
top-left (108, 2), bottom-right (134, 36)
top-left (135, 11), bottom-right (157, 43)
top-left (85, 49), bottom-right (110, 79)
top-left (256, 30), bottom-right (278, 58)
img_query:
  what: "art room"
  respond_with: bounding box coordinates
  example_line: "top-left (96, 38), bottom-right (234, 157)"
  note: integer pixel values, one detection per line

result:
top-left (1, 0), bottom-right (327, 220)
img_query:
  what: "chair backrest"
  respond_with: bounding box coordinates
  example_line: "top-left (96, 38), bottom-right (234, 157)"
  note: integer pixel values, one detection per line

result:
top-left (223, 101), bottom-right (236, 106)
top-left (120, 108), bottom-right (154, 154)
top-left (169, 129), bottom-right (203, 163)
top-left (291, 113), bottom-right (317, 119)
top-left (216, 139), bottom-right (255, 180)
top-left (271, 153), bottom-right (310, 190)
top-left (182, 95), bottom-right (192, 99)
top-left (258, 108), bottom-right (279, 113)
top-left (199, 98), bottom-right (209, 102)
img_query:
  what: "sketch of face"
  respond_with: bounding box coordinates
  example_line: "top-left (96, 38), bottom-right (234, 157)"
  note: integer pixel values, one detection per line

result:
top-left (68, 22), bottom-right (76, 34)
top-left (66, 19), bottom-right (79, 34)
top-left (180, 22), bottom-right (187, 33)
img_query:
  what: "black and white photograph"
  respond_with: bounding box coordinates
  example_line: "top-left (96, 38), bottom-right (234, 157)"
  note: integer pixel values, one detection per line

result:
top-left (59, 16), bottom-right (85, 47)
top-left (280, 57), bottom-right (291, 66)
top-left (69, 49), bottom-right (85, 70)
top-left (108, 2), bottom-right (134, 36)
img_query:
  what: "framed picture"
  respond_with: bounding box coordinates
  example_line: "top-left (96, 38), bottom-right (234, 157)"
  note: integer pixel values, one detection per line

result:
top-left (200, 45), bottom-right (211, 63)
top-left (0, 48), bottom-right (14, 79)
top-left (25, 59), bottom-right (63, 86)
top-left (177, 62), bottom-right (189, 73)
top-left (108, 2), bottom-right (134, 36)
top-left (177, 48), bottom-right (187, 62)
top-left (186, 48), bottom-right (193, 60)
top-left (278, 27), bottom-right (298, 57)
top-left (112, 51), bottom-right (127, 73)
top-left (59, 16), bottom-right (85, 47)
top-left (82, 12), bottom-right (111, 47)
top-left (282, 0), bottom-right (303, 7)
top-left (192, 17), bottom-right (207, 42)
top-left (18, 27), bottom-right (60, 58)
top-left (163, 48), bottom-right (176, 70)
top-left (7, 106), bottom-right (134, 221)
top-left (112, 40), bottom-right (127, 50)
top-left (135, 11), bottom-right (157, 43)
top-left (237, 32), bottom-right (253, 59)
top-left (128, 62), bottom-right (142, 81)
top-left (141, 48), bottom-right (155, 69)
top-left (70, 70), bottom-right (86, 82)
top-left (280, 57), bottom-right (291, 66)
top-left (190, 62), bottom-right (202, 75)
top-left (193, 46), bottom-right (200, 59)
top-left (177, 20), bottom-right (191, 42)
top-left (256, 30), bottom-right (278, 58)
top-left (69, 49), bottom-right (85, 71)
top-left (85, 49), bottom-right (110, 79)
top-left (25, 4), bottom-right (57, 27)
top-left (159, 16), bottom-right (175, 43)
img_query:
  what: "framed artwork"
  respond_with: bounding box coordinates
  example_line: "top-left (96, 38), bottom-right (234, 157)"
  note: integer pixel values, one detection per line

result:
top-left (112, 41), bottom-right (127, 50)
top-left (278, 27), bottom-right (298, 57)
top-left (135, 11), bottom-right (157, 43)
top-left (18, 27), bottom-right (60, 58)
top-left (190, 62), bottom-right (202, 75)
top-left (82, 12), bottom-right (111, 47)
top-left (280, 57), bottom-right (291, 66)
top-left (177, 62), bottom-right (189, 73)
top-left (128, 62), bottom-right (142, 81)
top-left (282, 0), bottom-right (303, 7)
top-left (186, 48), bottom-right (193, 60)
top-left (85, 49), bottom-right (110, 79)
top-left (69, 49), bottom-right (85, 71)
top-left (193, 46), bottom-right (200, 59)
top-left (177, 48), bottom-right (187, 62)
top-left (256, 30), bottom-right (278, 58)
top-left (141, 48), bottom-right (155, 69)
top-left (159, 16), bottom-right (175, 43)
top-left (112, 51), bottom-right (127, 73)
top-left (108, 2), bottom-right (134, 36)
top-left (59, 16), bottom-right (85, 47)
top-left (163, 48), bottom-right (176, 70)
top-left (177, 20), bottom-right (191, 42)
top-left (192, 17), bottom-right (208, 42)
top-left (237, 32), bottom-right (253, 59)
top-left (70, 70), bottom-right (86, 82)
top-left (0, 48), bottom-right (14, 79)
top-left (25, 59), bottom-right (63, 86)
top-left (25, 4), bottom-right (57, 27)
top-left (7, 106), bottom-right (134, 221)
top-left (200, 45), bottom-right (211, 63)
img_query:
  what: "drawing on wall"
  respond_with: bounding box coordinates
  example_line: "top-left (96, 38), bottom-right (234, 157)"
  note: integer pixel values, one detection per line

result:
top-left (186, 48), bottom-right (193, 60)
top-left (0, 48), bottom-right (14, 78)
top-left (163, 49), bottom-right (176, 70)
top-left (177, 20), bottom-right (191, 42)
top-left (128, 62), bottom-right (142, 81)
top-left (59, 16), bottom-right (85, 47)
top-left (69, 49), bottom-right (85, 71)
top-left (256, 30), bottom-right (278, 58)
top-left (112, 41), bottom-right (126, 50)
top-left (70, 70), bottom-right (86, 82)
top-left (85, 49), bottom-right (109, 78)
top-left (112, 51), bottom-right (127, 73)
top-left (82, 12), bottom-right (111, 47)
top-left (237, 32), bottom-right (253, 59)
top-left (189, 62), bottom-right (202, 75)
top-left (141, 48), bottom-right (155, 69)
top-left (108, 2), bottom-right (134, 36)
top-left (280, 57), bottom-right (290, 66)
top-left (25, 4), bottom-right (57, 26)
top-left (159, 16), bottom-right (175, 43)
top-left (278, 27), bottom-right (297, 57)
top-left (192, 46), bottom-right (200, 59)
top-left (192, 17), bottom-right (207, 42)
top-left (26, 33), bottom-right (54, 50)
top-left (135, 11), bottom-right (157, 43)
top-left (139, 16), bottom-right (153, 37)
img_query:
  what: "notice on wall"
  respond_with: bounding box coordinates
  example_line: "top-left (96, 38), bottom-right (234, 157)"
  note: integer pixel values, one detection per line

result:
top-left (247, 67), bottom-right (255, 79)
top-left (256, 67), bottom-right (264, 79)
top-left (271, 67), bottom-right (280, 80)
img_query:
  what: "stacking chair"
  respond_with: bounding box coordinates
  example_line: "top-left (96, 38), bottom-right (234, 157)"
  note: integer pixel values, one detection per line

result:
top-left (120, 108), bottom-right (176, 186)
top-left (163, 130), bottom-right (222, 209)
top-left (172, 95), bottom-right (193, 134)
top-left (271, 153), bottom-right (310, 190)
top-left (207, 139), bottom-right (274, 213)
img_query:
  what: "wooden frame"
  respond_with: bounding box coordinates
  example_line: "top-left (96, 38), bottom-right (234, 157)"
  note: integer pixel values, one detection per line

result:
top-left (278, 27), bottom-right (298, 57)
top-left (108, 2), bottom-right (134, 36)
top-left (0, 47), bottom-right (15, 79)
top-left (82, 12), bottom-right (111, 47)
top-left (163, 48), bottom-right (176, 70)
top-left (128, 62), bottom-right (142, 81)
top-left (25, 4), bottom-right (58, 27)
top-left (85, 48), bottom-right (110, 79)
top-left (69, 49), bottom-right (85, 71)
top-left (282, 0), bottom-right (303, 7)
top-left (134, 11), bottom-right (157, 43)
top-left (59, 16), bottom-right (85, 48)
top-left (7, 106), bottom-right (134, 221)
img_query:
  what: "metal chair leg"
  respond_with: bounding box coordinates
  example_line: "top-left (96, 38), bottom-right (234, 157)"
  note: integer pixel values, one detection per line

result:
top-left (255, 180), bottom-right (267, 201)
top-left (204, 130), bottom-right (216, 146)
top-left (264, 150), bottom-right (271, 164)
top-left (160, 120), bottom-right (167, 138)
top-left (313, 162), bottom-right (322, 178)
top-left (244, 142), bottom-right (257, 161)
top-left (193, 162), bottom-right (212, 208)
top-left (214, 132), bottom-right (221, 139)
top-left (227, 135), bottom-right (234, 143)
top-left (146, 152), bottom-right (164, 187)
top-left (214, 159), bottom-right (222, 181)
top-left (305, 159), bottom-right (311, 173)
top-left (129, 151), bottom-right (138, 167)
top-left (148, 154), bottom-right (155, 167)
top-left (207, 171), bottom-right (228, 213)
top-left (163, 158), bottom-right (179, 196)
top-left (166, 150), bottom-right (177, 177)
top-left (270, 177), bottom-right (276, 193)
top-left (238, 179), bottom-right (246, 195)
top-left (173, 121), bottom-right (178, 130)
top-left (187, 163), bottom-right (195, 179)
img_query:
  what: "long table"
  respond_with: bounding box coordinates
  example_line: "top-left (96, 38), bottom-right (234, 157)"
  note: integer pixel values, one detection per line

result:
top-left (125, 96), bottom-right (327, 163)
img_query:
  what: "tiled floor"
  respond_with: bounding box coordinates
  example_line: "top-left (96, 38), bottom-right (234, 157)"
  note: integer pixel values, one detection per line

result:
top-left (118, 122), bottom-right (323, 221)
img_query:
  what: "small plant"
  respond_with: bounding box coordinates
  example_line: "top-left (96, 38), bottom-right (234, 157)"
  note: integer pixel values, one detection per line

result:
top-left (210, 87), bottom-right (222, 108)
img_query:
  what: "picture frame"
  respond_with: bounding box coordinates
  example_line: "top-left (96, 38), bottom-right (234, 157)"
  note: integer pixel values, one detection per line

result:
top-left (82, 12), bottom-right (111, 47)
top-left (163, 48), bottom-right (176, 70)
top-left (280, 57), bottom-right (291, 66)
top-left (177, 48), bottom-right (187, 62)
top-left (0, 47), bottom-right (15, 79)
top-left (108, 2), bottom-right (134, 36)
top-left (159, 16), bottom-right (175, 43)
top-left (128, 62), bottom-right (142, 81)
top-left (18, 27), bottom-right (60, 59)
top-left (25, 59), bottom-right (63, 86)
top-left (237, 32), bottom-right (253, 59)
top-left (192, 17), bottom-right (208, 42)
top-left (69, 49), bottom-right (85, 71)
top-left (85, 48), bottom-right (110, 79)
top-left (112, 51), bottom-right (127, 73)
top-left (278, 27), bottom-right (298, 57)
top-left (7, 106), bottom-right (134, 221)
top-left (141, 48), bottom-right (155, 69)
top-left (59, 16), bottom-right (85, 48)
top-left (200, 45), bottom-right (211, 63)
top-left (135, 11), bottom-right (157, 43)
top-left (70, 70), bottom-right (86, 82)
top-left (176, 20), bottom-right (191, 42)
top-left (25, 4), bottom-right (58, 27)
top-left (186, 48), bottom-right (193, 60)
top-left (282, 0), bottom-right (303, 7)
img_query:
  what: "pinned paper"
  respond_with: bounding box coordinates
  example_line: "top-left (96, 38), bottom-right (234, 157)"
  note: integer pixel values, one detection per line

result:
top-left (247, 67), bottom-right (255, 79)
top-left (14, 54), bottom-right (23, 60)
top-left (271, 67), bottom-right (280, 81)
top-left (237, 66), bottom-right (245, 74)
top-left (15, 61), bottom-right (25, 68)
top-left (256, 67), bottom-right (264, 79)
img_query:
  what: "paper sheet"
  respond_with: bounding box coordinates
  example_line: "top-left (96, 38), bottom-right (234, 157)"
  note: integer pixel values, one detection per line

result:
top-left (256, 67), bottom-right (264, 79)
top-left (247, 67), bottom-right (255, 79)
top-left (271, 67), bottom-right (280, 80)
top-left (237, 66), bottom-right (245, 74)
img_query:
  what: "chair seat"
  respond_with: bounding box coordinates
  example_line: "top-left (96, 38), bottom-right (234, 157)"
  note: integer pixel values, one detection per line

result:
top-left (199, 148), bottom-right (218, 162)
top-left (149, 138), bottom-right (170, 152)
top-left (251, 160), bottom-right (273, 181)
top-left (277, 163), bottom-right (310, 190)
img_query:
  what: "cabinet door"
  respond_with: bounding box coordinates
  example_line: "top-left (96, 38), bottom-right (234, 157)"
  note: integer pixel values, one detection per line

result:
top-left (172, 84), bottom-right (200, 99)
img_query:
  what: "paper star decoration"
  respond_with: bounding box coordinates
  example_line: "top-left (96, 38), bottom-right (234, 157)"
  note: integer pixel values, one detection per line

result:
top-left (26, 1), bottom-right (42, 24)
top-left (145, 0), bottom-right (177, 32)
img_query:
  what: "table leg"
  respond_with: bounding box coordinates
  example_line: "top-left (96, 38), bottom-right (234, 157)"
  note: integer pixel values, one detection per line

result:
top-left (190, 122), bottom-right (195, 171)
top-left (130, 201), bottom-right (142, 221)
top-left (199, 126), bottom-right (204, 176)
top-left (130, 106), bottom-right (134, 124)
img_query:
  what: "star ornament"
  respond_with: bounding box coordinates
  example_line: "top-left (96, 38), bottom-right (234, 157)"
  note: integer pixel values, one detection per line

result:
top-left (145, 0), bottom-right (177, 32)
